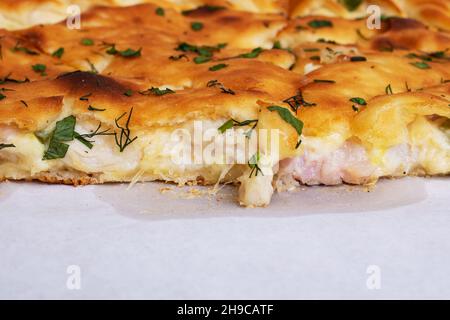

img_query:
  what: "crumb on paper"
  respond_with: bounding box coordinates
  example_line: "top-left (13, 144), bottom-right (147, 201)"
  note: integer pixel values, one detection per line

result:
top-left (159, 187), bottom-right (173, 194)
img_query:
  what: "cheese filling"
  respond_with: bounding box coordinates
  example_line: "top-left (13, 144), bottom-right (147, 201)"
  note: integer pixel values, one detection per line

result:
top-left (1, 115), bottom-right (449, 207)
top-left (0, 118), bottom-right (256, 186)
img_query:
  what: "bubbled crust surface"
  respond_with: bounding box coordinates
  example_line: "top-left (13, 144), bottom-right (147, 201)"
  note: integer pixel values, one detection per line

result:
top-left (0, 2), bottom-right (449, 135)
top-left (0, 3), bottom-right (300, 134)
top-left (0, 0), bottom-right (289, 31)
top-left (290, 0), bottom-right (450, 31)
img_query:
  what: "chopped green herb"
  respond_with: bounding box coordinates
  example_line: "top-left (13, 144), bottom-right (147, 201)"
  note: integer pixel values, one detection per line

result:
top-left (239, 47), bottom-right (263, 59)
top-left (176, 42), bottom-right (198, 53)
top-left (191, 22), bottom-right (204, 31)
top-left (106, 44), bottom-right (142, 57)
top-left (52, 47), bottom-right (64, 59)
top-left (43, 138), bottom-right (70, 160)
top-left (267, 106), bottom-right (304, 149)
top-left (385, 84), bottom-right (393, 95)
top-left (314, 79), bottom-right (335, 84)
top-left (404, 51), bottom-right (449, 62)
top-left (0, 143), bottom-right (15, 150)
top-left (339, 0), bottom-right (363, 11)
top-left (273, 41), bottom-right (282, 49)
top-left (209, 63), bottom-right (228, 71)
top-left (349, 97), bottom-right (367, 105)
top-left (73, 134), bottom-right (93, 149)
top-left (120, 48), bottom-right (142, 57)
top-left (74, 124), bottom-right (114, 150)
top-left (310, 55), bottom-right (320, 61)
top-left (79, 93), bottom-right (92, 101)
top-left (248, 152), bottom-right (263, 178)
top-left (410, 61), bottom-right (430, 69)
top-left (155, 7), bottom-right (165, 16)
top-left (207, 80), bottom-right (235, 95)
top-left (0, 93), bottom-right (5, 100)
top-left (11, 42), bottom-right (39, 55)
top-left (40, 115), bottom-right (115, 158)
top-left (32, 64), bottom-right (47, 76)
top-left (429, 51), bottom-right (449, 59)
top-left (350, 56), bottom-right (367, 62)
top-left (176, 42), bottom-right (226, 55)
top-left (114, 108), bottom-right (138, 152)
top-left (81, 38), bottom-right (94, 46)
top-left (218, 118), bottom-right (258, 134)
top-left (317, 38), bottom-right (337, 44)
top-left (283, 92), bottom-right (316, 112)
top-left (88, 105), bottom-right (106, 112)
top-left (42, 116), bottom-right (76, 160)
top-left (176, 42), bottom-right (226, 63)
top-left (405, 53), bottom-right (432, 61)
top-left (194, 56), bottom-right (211, 64)
top-left (105, 45), bottom-right (117, 55)
top-left (308, 20), bottom-right (333, 29)
top-left (86, 59), bottom-right (98, 74)
top-left (139, 87), bottom-right (175, 96)
top-left (218, 120), bottom-right (234, 133)
top-left (124, 89), bottom-right (133, 97)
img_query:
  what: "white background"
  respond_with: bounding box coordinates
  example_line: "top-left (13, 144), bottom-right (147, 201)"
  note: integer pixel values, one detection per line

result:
top-left (0, 177), bottom-right (449, 299)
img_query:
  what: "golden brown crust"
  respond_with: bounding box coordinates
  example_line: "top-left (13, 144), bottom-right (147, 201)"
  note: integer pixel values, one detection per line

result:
top-left (0, 1), bottom-right (448, 195)
top-left (296, 53), bottom-right (450, 137)
top-left (0, 0), bottom-right (289, 31)
top-left (27, 171), bottom-right (101, 186)
top-left (289, 0), bottom-right (450, 31)
top-left (279, 16), bottom-right (450, 52)
top-left (0, 3), bottom-right (300, 133)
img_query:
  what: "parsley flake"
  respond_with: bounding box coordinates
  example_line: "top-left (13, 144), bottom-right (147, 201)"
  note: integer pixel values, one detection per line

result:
top-left (410, 61), bottom-right (431, 69)
top-left (139, 87), bottom-right (175, 96)
top-left (191, 22), bottom-right (204, 31)
top-left (267, 106), bottom-right (304, 149)
top-left (52, 47), bottom-right (64, 59)
top-left (156, 7), bottom-right (165, 16)
top-left (349, 97), bottom-right (367, 105)
top-left (81, 38), bottom-right (94, 46)
top-left (239, 47), bottom-right (263, 59)
top-left (32, 64), bottom-right (47, 76)
top-left (209, 63), bottom-right (228, 71)
top-left (308, 20), bottom-right (333, 29)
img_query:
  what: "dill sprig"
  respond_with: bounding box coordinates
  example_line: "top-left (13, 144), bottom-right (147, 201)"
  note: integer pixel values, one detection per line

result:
top-left (283, 92), bottom-right (316, 112)
top-left (248, 152), bottom-right (263, 178)
top-left (74, 123), bottom-right (115, 149)
top-left (114, 108), bottom-right (138, 152)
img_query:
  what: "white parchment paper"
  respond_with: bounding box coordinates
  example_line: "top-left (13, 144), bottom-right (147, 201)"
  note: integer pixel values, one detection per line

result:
top-left (0, 177), bottom-right (449, 299)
